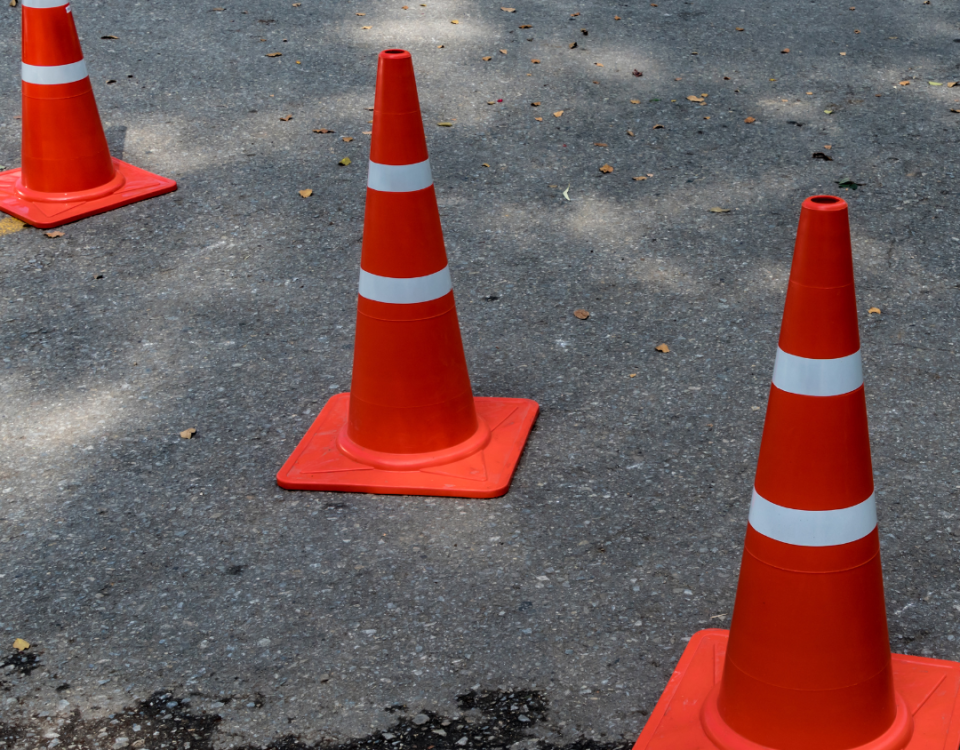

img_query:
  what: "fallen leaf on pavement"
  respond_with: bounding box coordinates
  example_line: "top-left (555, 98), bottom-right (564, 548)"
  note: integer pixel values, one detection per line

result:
top-left (553, 110), bottom-right (563, 117)
top-left (626, 129), bottom-right (635, 136)
top-left (632, 176), bottom-right (647, 181)
top-left (744, 116), bottom-right (756, 123)
top-left (781, 48), bottom-right (790, 53)
top-left (947, 82), bottom-right (958, 88)
top-left (593, 142), bottom-right (608, 147)
top-left (599, 163), bottom-right (614, 173)
top-left (687, 95), bottom-right (704, 102)
top-left (868, 307), bottom-right (881, 315)
top-left (101, 35), bottom-right (119, 39)
top-left (13, 639), bottom-right (29, 652)
top-left (265, 52), bottom-right (282, 57)
top-left (562, 185), bottom-right (570, 200)
top-left (655, 343), bottom-right (670, 353)
top-left (437, 121), bottom-right (454, 127)
top-left (342, 136), bottom-right (354, 142)
top-left (630, 98), bottom-right (640, 104)
top-left (569, 42), bottom-right (578, 48)
top-left (450, 19), bottom-right (459, 23)
top-left (951, 109), bottom-right (960, 114)
top-left (361, 25), bottom-right (372, 29)
top-left (313, 128), bottom-right (334, 133)
top-left (44, 230), bottom-right (65, 237)
top-left (501, 6), bottom-right (515, 11)
top-left (652, 123), bottom-right (664, 128)
top-left (279, 114), bottom-right (293, 121)
top-left (899, 80), bottom-right (910, 86)
top-left (338, 157), bottom-right (351, 166)
top-left (180, 428), bottom-right (197, 439)
top-left (531, 101), bottom-right (541, 106)
top-left (519, 24), bottom-right (532, 29)
top-left (534, 116), bottom-right (543, 121)
top-left (594, 62), bottom-right (604, 66)
top-left (735, 26), bottom-right (744, 31)
top-left (500, 49), bottom-right (508, 54)
top-left (356, 11), bottom-right (365, 15)
top-left (299, 189), bottom-right (313, 198)
top-left (482, 56), bottom-right (492, 61)
top-left (531, 58), bottom-right (540, 63)
top-left (482, 163), bottom-right (490, 167)
top-left (574, 309), bottom-right (590, 320)
top-left (633, 69), bottom-right (643, 77)
top-left (709, 207), bottom-right (731, 213)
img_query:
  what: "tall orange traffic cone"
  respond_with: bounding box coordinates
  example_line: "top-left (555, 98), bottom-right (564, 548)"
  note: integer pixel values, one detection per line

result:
top-left (0, 0), bottom-right (176, 228)
top-left (277, 49), bottom-right (538, 498)
top-left (632, 196), bottom-right (960, 750)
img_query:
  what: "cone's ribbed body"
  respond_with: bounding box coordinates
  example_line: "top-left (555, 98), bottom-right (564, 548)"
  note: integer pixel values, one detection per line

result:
top-left (276, 49), bottom-right (538, 498)
top-left (20, 0), bottom-right (115, 194)
top-left (348, 49), bottom-right (478, 455)
top-left (0, 0), bottom-right (176, 228)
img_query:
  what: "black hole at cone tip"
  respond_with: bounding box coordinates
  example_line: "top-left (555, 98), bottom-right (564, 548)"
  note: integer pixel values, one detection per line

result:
top-left (383, 49), bottom-right (406, 54)
top-left (811, 196), bottom-right (840, 204)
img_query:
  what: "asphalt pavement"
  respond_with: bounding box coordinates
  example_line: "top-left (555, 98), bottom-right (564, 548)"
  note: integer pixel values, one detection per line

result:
top-left (1, 0), bottom-right (960, 748)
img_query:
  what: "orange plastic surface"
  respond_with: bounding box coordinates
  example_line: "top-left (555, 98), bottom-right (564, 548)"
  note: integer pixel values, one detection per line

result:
top-left (0, 158), bottom-right (177, 229)
top-left (276, 393), bottom-right (538, 498)
top-left (632, 630), bottom-right (960, 750)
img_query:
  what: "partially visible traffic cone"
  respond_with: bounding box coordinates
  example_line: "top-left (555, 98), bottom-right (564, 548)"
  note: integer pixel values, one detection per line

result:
top-left (632, 196), bottom-right (960, 750)
top-left (277, 49), bottom-right (538, 498)
top-left (0, 0), bottom-right (176, 228)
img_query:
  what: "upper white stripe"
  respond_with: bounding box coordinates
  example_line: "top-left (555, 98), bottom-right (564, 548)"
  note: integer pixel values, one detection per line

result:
top-left (358, 266), bottom-right (452, 304)
top-left (771, 347), bottom-right (863, 397)
top-left (21, 0), bottom-right (70, 7)
top-left (748, 489), bottom-right (877, 547)
top-left (367, 159), bottom-right (433, 192)
top-left (21, 59), bottom-right (88, 85)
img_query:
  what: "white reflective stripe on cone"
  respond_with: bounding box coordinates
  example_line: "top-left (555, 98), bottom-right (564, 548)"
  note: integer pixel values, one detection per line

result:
top-left (771, 347), bottom-right (863, 397)
top-left (367, 159), bottom-right (433, 193)
top-left (21, 59), bottom-right (88, 85)
top-left (748, 488), bottom-right (877, 547)
top-left (21, 0), bottom-right (70, 7)
top-left (358, 266), bottom-right (452, 304)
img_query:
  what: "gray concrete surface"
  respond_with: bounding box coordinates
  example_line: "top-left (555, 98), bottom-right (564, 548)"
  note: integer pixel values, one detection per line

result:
top-left (1, 0), bottom-right (960, 748)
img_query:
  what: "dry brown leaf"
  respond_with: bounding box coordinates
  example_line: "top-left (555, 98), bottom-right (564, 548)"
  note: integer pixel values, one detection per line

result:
top-left (868, 307), bottom-right (881, 315)
top-left (13, 639), bottom-right (30, 652)
top-left (500, 6), bottom-right (515, 11)
top-left (630, 98), bottom-right (641, 104)
top-left (735, 26), bottom-right (744, 31)
top-left (180, 428), bottom-right (197, 439)
top-left (450, 19), bottom-right (459, 24)
top-left (534, 116), bottom-right (543, 121)
top-left (687, 95), bottom-right (704, 102)
top-left (401, 5), bottom-right (408, 8)
top-left (626, 129), bottom-right (635, 137)
top-left (632, 176), bottom-right (647, 181)
top-left (265, 52), bottom-right (282, 57)
top-left (499, 49), bottom-right (508, 55)
top-left (594, 62), bottom-right (604, 67)
top-left (101, 35), bottom-right (119, 39)
top-left (437, 121), bottom-right (454, 127)
top-left (482, 163), bottom-right (490, 167)
top-left (291, 3), bottom-right (300, 6)
top-left (744, 116), bottom-right (756, 123)
top-left (570, 12), bottom-right (580, 17)
top-left (599, 163), bottom-right (614, 173)
top-left (652, 123), bottom-right (664, 129)
top-left (655, 343), bottom-right (670, 353)
top-left (614, 15), bottom-right (621, 20)
top-left (356, 11), bottom-right (365, 15)
top-left (298, 189), bottom-right (313, 198)
top-left (44, 230), bottom-right (65, 238)
top-left (313, 128), bottom-right (334, 133)
top-left (947, 82), bottom-right (958, 87)
top-left (899, 80), bottom-right (910, 86)
top-left (531, 101), bottom-right (541, 106)
top-left (573, 308), bottom-right (590, 320)
top-left (361, 25), bottom-right (372, 29)
top-left (569, 42), bottom-right (578, 49)
top-left (342, 136), bottom-right (354, 142)
top-left (279, 114), bottom-right (293, 121)
top-left (781, 48), bottom-right (790, 53)
top-left (482, 56), bottom-right (492, 61)
top-left (709, 207), bottom-right (731, 213)
top-left (593, 142), bottom-right (608, 147)
top-left (531, 58), bottom-right (540, 63)
top-left (10, 0), bottom-right (17, 6)
top-left (950, 109), bottom-right (960, 114)
top-left (362, 130), bottom-right (372, 135)
top-left (519, 24), bottom-right (532, 29)
top-left (839, 52), bottom-right (846, 56)
top-left (338, 157), bottom-right (351, 166)
top-left (552, 110), bottom-right (564, 118)
top-left (436, 44), bottom-right (444, 48)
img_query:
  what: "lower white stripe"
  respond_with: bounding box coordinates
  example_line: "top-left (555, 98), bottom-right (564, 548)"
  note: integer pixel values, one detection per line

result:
top-left (367, 159), bottom-right (433, 193)
top-left (772, 347), bottom-right (863, 397)
top-left (748, 489), bottom-right (877, 547)
top-left (21, 0), bottom-right (70, 7)
top-left (21, 59), bottom-right (88, 85)
top-left (359, 266), bottom-right (452, 304)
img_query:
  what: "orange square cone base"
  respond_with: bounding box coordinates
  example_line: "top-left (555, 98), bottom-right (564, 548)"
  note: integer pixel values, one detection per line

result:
top-left (633, 630), bottom-right (960, 750)
top-left (0, 158), bottom-right (177, 229)
top-left (277, 394), bottom-right (539, 498)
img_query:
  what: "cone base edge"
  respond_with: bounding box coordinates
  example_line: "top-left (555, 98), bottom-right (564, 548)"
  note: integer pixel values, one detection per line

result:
top-left (0, 159), bottom-right (177, 228)
top-left (632, 630), bottom-right (960, 750)
top-left (276, 393), bottom-right (539, 498)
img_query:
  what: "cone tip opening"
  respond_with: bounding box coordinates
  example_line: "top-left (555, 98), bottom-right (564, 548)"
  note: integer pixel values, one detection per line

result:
top-left (380, 48), bottom-right (412, 60)
top-left (803, 194), bottom-right (847, 212)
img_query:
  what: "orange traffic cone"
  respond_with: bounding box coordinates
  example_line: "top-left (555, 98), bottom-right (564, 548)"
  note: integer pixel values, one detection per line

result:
top-left (0, 0), bottom-right (176, 228)
top-left (276, 49), bottom-right (538, 498)
top-left (632, 196), bottom-right (960, 750)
